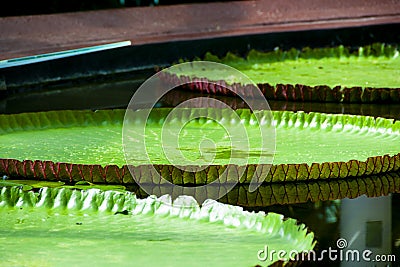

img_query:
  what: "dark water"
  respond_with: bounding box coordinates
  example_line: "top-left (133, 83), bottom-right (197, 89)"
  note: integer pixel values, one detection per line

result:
top-left (1, 78), bottom-right (399, 266)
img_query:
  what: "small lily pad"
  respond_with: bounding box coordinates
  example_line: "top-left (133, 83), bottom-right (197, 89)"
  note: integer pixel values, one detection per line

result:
top-left (5, 179), bottom-right (65, 188)
top-left (0, 180), bottom-right (32, 191)
top-left (75, 180), bottom-right (93, 186)
top-left (62, 183), bottom-right (126, 192)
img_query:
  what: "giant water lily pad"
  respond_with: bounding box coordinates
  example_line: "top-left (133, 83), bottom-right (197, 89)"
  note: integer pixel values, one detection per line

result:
top-left (0, 186), bottom-right (315, 266)
top-left (0, 109), bottom-right (400, 186)
top-left (163, 43), bottom-right (400, 103)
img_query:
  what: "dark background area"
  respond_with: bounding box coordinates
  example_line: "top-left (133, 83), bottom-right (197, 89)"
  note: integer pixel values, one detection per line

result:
top-left (0, 0), bottom-right (241, 16)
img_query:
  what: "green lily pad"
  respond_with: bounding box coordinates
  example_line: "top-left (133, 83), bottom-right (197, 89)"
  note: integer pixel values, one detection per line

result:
top-left (0, 179), bottom-right (126, 192)
top-left (0, 180), bottom-right (32, 191)
top-left (0, 109), bottom-right (400, 183)
top-left (0, 186), bottom-right (315, 266)
top-left (63, 182), bottom-right (126, 192)
top-left (165, 43), bottom-right (400, 103)
top-left (2, 179), bottom-right (65, 188)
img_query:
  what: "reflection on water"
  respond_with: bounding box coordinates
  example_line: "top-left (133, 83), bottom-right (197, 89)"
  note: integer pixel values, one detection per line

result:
top-left (127, 172), bottom-right (400, 207)
top-left (3, 81), bottom-right (400, 120)
top-left (158, 90), bottom-right (400, 120)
